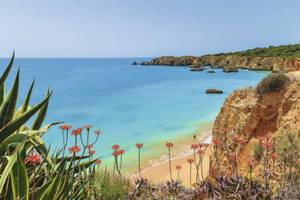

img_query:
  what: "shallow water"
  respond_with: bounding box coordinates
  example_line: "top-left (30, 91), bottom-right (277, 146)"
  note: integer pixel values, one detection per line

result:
top-left (2, 58), bottom-right (268, 171)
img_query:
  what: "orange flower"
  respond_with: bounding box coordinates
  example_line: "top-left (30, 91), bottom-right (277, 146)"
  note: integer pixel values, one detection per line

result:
top-left (68, 146), bottom-right (80, 153)
top-left (112, 151), bottom-right (119, 157)
top-left (197, 148), bottom-right (205, 156)
top-left (191, 143), bottom-right (199, 150)
top-left (212, 138), bottom-right (220, 146)
top-left (59, 124), bottom-right (72, 131)
top-left (84, 125), bottom-right (92, 130)
top-left (118, 149), bottom-right (125, 155)
top-left (203, 143), bottom-right (209, 148)
top-left (95, 159), bottom-right (101, 165)
top-left (25, 153), bottom-right (41, 165)
top-left (262, 138), bottom-right (273, 149)
top-left (89, 150), bottom-right (96, 155)
top-left (175, 165), bottom-right (182, 170)
top-left (71, 128), bottom-right (82, 136)
top-left (136, 143), bottom-right (143, 149)
top-left (271, 153), bottom-right (277, 161)
top-left (166, 142), bottom-right (173, 148)
top-left (112, 144), bottom-right (120, 150)
top-left (187, 158), bottom-right (194, 164)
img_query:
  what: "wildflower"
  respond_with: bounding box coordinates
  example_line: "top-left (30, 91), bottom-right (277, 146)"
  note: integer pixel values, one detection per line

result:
top-left (191, 143), bottom-right (199, 150)
top-left (112, 144), bottom-right (120, 150)
top-left (262, 138), bottom-right (273, 149)
top-left (94, 129), bottom-right (102, 136)
top-left (118, 149), bottom-right (125, 155)
top-left (25, 153), bottom-right (41, 165)
top-left (68, 145), bottom-right (80, 153)
top-left (187, 158), bottom-right (193, 188)
top-left (166, 142), bottom-right (173, 148)
top-left (166, 142), bottom-right (173, 180)
top-left (212, 138), bottom-right (220, 146)
top-left (95, 159), bottom-right (101, 165)
top-left (112, 151), bottom-right (119, 157)
top-left (136, 143), bottom-right (143, 149)
top-left (271, 153), bottom-right (277, 161)
top-left (87, 144), bottom-right (93, 150)
top-left (89, 150), bottom-right (96, 155)
top-left (59, 124), bottom-right (72, 131)
top-left (175, 165), bottom-right (182, 170)
top-left (71, 128), bottom-right (81, 136)
top-left (84, 125), bottom-right (92, 130)
top-left (187, 158), bottom-right (194, 164)
top-left (136, 143), bottom-right (143, 178)
top-left (197, 148), bottom-right (205, 156)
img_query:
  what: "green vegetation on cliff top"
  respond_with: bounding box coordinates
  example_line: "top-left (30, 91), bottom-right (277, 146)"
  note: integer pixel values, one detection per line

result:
top-left (214, 43), bottom-right (300, 59)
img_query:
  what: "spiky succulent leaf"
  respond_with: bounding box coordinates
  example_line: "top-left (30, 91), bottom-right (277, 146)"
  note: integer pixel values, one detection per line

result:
top-left (10, 151), bottom-right (29, 200)
top-left (32, 89), bottom-right (50, 130)
top-left (21, 80), bottom-right (35, 113)
top-left (0, 154), bottom-right (17, 193)
top-left (0, 92), bottom-right (51, 142)
top-left (0, 51), bottom-right (14, 90)
top-left (0, 133), bottom-right (27, 156)
top-left (0, 69), bottom-right (19, 128)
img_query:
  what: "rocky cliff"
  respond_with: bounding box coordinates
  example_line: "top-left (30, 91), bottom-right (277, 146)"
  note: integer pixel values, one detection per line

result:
top-left (141, 55), bottom-right (300, 72)
top-left (211, 72), bottom-right (300, 175)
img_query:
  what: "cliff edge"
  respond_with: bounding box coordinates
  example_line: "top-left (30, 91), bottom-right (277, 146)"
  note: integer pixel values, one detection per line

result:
top-left (211, 72), bottom-right (300, 175)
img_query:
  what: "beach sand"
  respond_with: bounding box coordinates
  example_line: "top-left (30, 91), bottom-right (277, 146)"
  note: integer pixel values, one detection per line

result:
top-left (130, 126), bottom-right (213, 187)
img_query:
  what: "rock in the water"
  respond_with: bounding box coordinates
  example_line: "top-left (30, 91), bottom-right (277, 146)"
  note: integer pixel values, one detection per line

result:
top-left (206, 89), bottom-right (223, 94)
top-left (190, 68), bottom-right (204, 72)
top-left (132, 61), bottom-right (138, 65)
top-left (223, 67), bottom-right (238, 72)
top-left (207, 70), bottom-right (215, 73)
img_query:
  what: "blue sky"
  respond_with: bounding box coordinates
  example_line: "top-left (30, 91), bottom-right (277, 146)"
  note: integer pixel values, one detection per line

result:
top-left (0, 0), bottom-right (299, 57)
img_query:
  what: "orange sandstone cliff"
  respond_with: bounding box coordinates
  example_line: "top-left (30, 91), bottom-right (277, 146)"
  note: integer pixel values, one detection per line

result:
top-left (211, 72), bottom-right (300, 175)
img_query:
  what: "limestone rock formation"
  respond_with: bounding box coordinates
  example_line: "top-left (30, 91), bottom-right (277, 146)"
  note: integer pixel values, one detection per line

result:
top-left (211, 73), bottom-right (300, 175)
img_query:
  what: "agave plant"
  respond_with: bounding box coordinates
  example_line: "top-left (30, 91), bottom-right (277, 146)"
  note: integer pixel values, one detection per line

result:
top-left (0, 53), bottom-right (99, 200)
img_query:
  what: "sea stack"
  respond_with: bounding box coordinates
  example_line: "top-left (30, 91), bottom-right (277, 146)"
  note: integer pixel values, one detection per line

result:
top-left (206, 89), bottom-right (223, 94)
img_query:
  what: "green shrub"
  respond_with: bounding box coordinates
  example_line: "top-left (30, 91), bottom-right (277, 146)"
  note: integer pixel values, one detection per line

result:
top-left (256, 73), bottom-right (290, 95)
top-left (94, 169), bottom-right (131, 200)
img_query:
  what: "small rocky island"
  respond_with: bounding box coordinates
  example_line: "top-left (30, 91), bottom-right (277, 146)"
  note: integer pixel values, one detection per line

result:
top-left (206, 89), bottom-right (223, 94)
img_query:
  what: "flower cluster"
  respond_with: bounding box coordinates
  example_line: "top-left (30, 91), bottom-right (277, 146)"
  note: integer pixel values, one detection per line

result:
top-left (25, 153), bottom-right (42, 165)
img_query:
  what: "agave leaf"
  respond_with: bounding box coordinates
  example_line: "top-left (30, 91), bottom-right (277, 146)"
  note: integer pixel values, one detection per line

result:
top-left (32, 89), bottom-right (50, 130)
top-left (0, 133), bottom-right (27, 156)
top-left (0, 154), bottom-right (17, 193)
top-left (10, 151), bottom-right (29, 200)
top-left (0, 51), bottom-right (14, 90)
top-left (73, 158), bottom-right (97, 173)
top-left (0, 69), bottom-right (19, 128)
top-left (34, 181), bottom-right (52, 200)
top-left (0, 92), bottom-right (51, 142)
top-left (40, 161), bottom-right (66, 200)
top-left (0, 84), bottom-right (4, 106)
top-left (21, 79), bottom-right (35, 113)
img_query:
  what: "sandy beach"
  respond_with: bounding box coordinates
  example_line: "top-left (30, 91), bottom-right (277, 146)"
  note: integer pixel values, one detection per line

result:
top-left (130, 128), bottom-right (213, 187)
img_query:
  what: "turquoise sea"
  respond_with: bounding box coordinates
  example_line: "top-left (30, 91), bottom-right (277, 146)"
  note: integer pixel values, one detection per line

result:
top-left (3, 58), bottom-right (267, 171)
